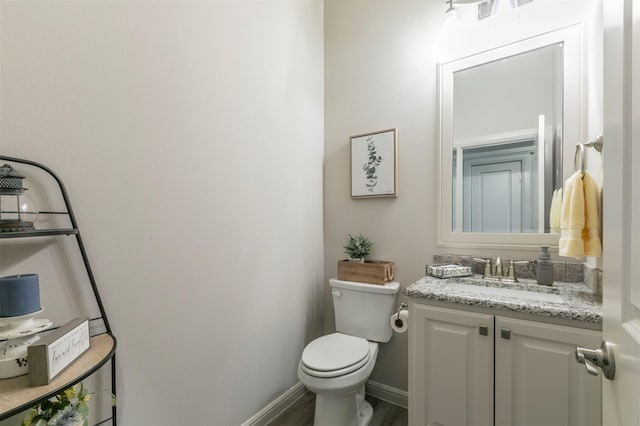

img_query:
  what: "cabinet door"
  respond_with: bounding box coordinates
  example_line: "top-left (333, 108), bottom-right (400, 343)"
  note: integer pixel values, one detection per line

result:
top-left (409, 304), bottom-right (494, 426)
top-left (494, 316), bottom-right (602, 426)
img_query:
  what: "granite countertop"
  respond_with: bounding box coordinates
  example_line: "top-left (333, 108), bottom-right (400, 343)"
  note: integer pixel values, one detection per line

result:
top-left (404, 275), bottom-right (602, 325)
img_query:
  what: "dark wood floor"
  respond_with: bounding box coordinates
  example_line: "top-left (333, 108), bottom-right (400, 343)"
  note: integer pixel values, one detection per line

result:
top-left (269, 391), bottom-right (408, 426)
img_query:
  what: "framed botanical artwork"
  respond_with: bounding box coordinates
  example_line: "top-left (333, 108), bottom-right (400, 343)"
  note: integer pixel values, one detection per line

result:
top-left (350, 128), bottom-right (398, 198)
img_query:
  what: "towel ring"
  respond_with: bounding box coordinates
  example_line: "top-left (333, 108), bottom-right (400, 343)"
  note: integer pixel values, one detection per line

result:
top-left (574, 136), bottom-right (604, 175)
top-left (585, 135), bottom-right (604, 152)
top-left (574, 143), bottom-right (586, 175)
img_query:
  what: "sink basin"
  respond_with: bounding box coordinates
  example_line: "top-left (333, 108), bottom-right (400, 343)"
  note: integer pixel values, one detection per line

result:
top-left (447, 283), bottom-right (566, 304)
top-left (447, 276), bottom-right (561, 294)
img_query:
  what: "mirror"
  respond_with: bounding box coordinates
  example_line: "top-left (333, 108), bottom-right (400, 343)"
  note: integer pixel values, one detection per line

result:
top-left (452, 42), bottom-right (563, 233)
top-left (437, 25), bottom-right (585, 249)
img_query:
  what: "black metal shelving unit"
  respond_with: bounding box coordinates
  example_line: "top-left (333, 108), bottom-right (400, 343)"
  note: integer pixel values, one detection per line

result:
top-left (0, 155), bottom-right (117, 424)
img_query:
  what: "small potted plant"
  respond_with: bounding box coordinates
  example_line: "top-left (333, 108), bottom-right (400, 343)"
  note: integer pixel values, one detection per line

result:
top-left (343, 233), bottom-right (373, 263)
top-left (338, 234), bottom-right (395, 285)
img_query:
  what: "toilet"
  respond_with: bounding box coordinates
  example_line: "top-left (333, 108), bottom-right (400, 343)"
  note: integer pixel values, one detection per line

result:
top-left (298, 278), bottom-right (400, 426)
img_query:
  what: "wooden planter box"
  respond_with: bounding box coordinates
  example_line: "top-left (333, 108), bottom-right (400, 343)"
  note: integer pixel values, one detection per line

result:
top-left (337, 260), bottom-right (395, 285)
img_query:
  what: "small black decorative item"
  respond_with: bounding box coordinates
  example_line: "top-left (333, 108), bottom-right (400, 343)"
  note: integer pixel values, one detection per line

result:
top-left (0, 164), bottom-right (39, 232)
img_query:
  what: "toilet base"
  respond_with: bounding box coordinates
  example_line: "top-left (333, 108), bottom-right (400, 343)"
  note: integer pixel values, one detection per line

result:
top-left (313, 384), bottom-right (372, 426)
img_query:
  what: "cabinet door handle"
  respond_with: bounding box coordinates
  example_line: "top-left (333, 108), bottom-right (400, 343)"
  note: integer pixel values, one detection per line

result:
top-left (500, 328), bottom-right (511, 339)
top-left (479, 325), bottom-right (488, 336)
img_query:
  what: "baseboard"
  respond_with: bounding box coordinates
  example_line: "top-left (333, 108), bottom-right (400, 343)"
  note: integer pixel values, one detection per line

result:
top-left (241, 381), bottom-right (308, 426)
top-left (365, 380), bottom-right (408, 409)
top-left (242, 379), bottom-right (407, 426)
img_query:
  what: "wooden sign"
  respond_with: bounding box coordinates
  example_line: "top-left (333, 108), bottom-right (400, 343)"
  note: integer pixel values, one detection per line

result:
top-left (28, 318), bottom-right (91, 387)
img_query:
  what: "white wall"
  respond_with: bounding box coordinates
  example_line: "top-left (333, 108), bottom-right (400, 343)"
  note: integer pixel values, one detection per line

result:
top-left (0, 1), bottom-right (324, 425)
top-left (324, 0), bottom-right (601, 392)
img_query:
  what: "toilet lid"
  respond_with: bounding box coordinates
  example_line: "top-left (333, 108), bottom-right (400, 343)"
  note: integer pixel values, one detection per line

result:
top-left (301, 333), bottom-right (370, 373)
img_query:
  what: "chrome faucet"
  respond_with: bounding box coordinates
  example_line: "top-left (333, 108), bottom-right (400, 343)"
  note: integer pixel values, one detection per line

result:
top-left (473, 257), bottom-right (528, 282)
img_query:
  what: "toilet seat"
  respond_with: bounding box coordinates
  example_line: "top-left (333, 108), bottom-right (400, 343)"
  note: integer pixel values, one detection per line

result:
top-left (301, 333), bottom-right (371, 378)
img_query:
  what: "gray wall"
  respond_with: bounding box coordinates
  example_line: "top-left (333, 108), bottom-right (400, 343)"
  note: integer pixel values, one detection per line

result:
top-left (324, 0), bottom-right (441, 391)
top-left (453, 44), bottom-right (561, 142)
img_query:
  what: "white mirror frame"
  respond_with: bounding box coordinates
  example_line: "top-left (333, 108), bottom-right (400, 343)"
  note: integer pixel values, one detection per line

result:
top-left (436, 25), bottom-right (583, 250)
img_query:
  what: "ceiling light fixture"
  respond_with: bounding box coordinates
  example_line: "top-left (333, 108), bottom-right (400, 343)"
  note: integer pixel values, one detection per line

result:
top-left (452, 0), bottom-right (486, 4)
top-left (477, 0), bottom-right (497, 20)
top-left (445, 0), bottom-right (457, 19)
top-left (446, 0), bottom-right (531, 19)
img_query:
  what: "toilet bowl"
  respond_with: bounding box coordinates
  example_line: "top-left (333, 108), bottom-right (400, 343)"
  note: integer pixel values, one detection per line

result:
top-left (298, 333), bottom-right (379, 426)
top-left (298, 279), bottom-right (400, 426)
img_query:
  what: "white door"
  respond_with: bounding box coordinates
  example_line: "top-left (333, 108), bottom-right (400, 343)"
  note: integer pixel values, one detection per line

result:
top-left (460, 142), bottom-right (537, 233)
top-left (601, 0), bottom-right (640, 424)
top-left (467, 161), bottom-right (523, 233)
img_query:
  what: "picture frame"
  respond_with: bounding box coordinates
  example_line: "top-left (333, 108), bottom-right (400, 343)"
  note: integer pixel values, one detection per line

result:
top-left (350, 128), bottom-right (398, 198)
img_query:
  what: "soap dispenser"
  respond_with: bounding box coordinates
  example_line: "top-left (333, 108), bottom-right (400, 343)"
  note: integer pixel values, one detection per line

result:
top-left (536, 245), bottom-right (553, 286)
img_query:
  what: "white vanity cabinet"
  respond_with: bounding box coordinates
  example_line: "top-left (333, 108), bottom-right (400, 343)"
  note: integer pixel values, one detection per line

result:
top-left (494, 316), bottom-right (601, 426)
top-left (408, 304), bottom-right (494, 426)
top-left (409, 303), bottom-right (602, 426)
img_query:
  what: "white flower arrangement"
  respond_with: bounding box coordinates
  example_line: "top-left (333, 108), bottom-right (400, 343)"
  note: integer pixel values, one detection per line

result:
top-left (22, 383), bottom-right (91, 426)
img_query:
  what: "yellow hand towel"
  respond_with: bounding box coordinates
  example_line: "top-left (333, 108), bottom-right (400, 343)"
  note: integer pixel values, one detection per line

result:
top-left (559, 171), bottom-right (585, 258)
top-left (582, 171), bottom-right (602, 257)
top-left (549, 189), bottom-right (557, 233)
top-left (549, 187), bottom-right (563, 233)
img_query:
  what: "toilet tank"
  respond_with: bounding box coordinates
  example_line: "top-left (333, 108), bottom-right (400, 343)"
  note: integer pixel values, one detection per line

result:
top-left (330, 278), bottom-right (400, 343)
